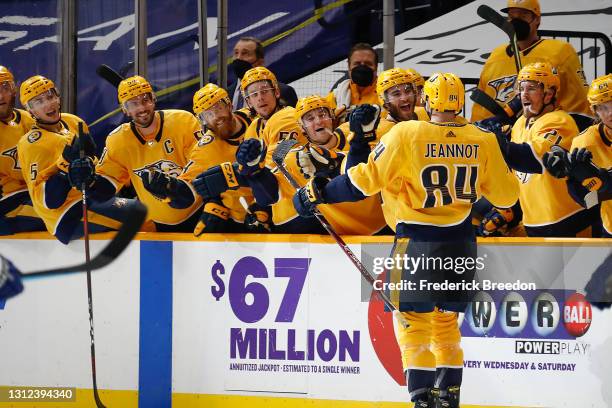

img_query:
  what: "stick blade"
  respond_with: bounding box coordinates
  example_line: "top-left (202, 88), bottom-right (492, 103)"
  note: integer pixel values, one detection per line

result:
top-left (96, 64), bottom-right (125, 88)
top-left (271, 139), bottom-right (298, 166)
top-left (477, 4), bottom-right (515, 37)
top-left (24, 202), bottom-right (148, 278)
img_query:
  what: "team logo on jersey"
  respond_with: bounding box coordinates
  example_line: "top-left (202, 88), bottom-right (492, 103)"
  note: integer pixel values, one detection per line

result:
top-left (133, 160), bottom-right (183, 179)
top-left (197, 134), bottom-right (214, 147)
top-left (27, 131), bottom-right (42, 143)
top-left (1, 147), bottom-right (20, 170)
top-left (488, 75), bottom-right (516, 103)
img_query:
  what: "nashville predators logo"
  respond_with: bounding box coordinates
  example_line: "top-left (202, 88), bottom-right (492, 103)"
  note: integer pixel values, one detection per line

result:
top-left (1, 147), bottom-right (20, 170)
top-left (197, 134), bottom-right (214, 147)
top-left (133, 160), bottom-right (183, 179)
top-left (27, 131), bottom-right (42, 143)
top-left (488, 75), bottom-right (517, 103)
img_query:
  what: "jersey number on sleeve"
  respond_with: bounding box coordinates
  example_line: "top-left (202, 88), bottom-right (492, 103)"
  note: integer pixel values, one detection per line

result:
top-left (30, 163), bottom-right (38, 181)
top-left (421, 165), bottom-right (478, 208)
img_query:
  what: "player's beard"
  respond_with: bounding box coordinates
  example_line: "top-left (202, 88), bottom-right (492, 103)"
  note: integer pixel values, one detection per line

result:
top-left (0, 95), bottom-right (15, 121)
top-left (132, 108), bottom-right (155, 128)
top-left (387, 101), bottom-right (414, 122)
top-left (309, 127), bottom-right (334, 147)
top-left (210, 112), bottom-right (235, 139)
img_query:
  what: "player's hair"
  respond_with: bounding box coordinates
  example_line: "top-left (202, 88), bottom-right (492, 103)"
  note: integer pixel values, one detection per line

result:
top-left (348, 42), bottom-right (378, 65)
top-left (238, 36), bottom-right (264, 60)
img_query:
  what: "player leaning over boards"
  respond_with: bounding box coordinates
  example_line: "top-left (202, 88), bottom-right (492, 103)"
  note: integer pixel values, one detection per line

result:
top-left (235, 95), bottom-right (387, 234)
top-left (544, 74), bottom-right (612, 237)
top-left (480, 62), bottom-right (599, 237)
top-left (293, 73), bottom-right (519, 407)
top-left (0, 66), bottom-right (45, 235)
top-left (140, 83), bottom-right (257, 235)
top-left (191, 67), bottom-right (307, 226)
top-left (471, 0), bottom-right (590, 122)
top-left (70, 75), bottom-right (202, 232)
top-left (17, 75), bottom-right (141, 243)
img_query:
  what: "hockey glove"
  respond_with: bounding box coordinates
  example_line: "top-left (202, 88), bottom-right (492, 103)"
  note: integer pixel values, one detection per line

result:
top-left (292, 176), bottom-right (329, 218)
top-left (297, 145), bottom-right (341, 179)
top-left (236, 138), bottom-right (267, 176)
top-left (58, 131), bottom-right (97, 172)
top-left (192, 162), bottom-right (243, 200)
top-left (141, 169), bottom-right (180, 201)
top-left (477, 207), bottom-right (515, 237)
top-left (244, 203), bottom-right (272, 233)
top-left (193, 199), bottom-right (231, 236)
top-left (0, 255), bottom-right (23, 300)
top-left (349, 104), bottom-right (381, 145)
top-left (67, 157), bottom-right (96, 191)
top-left (566, 148), bottom-right (610, 208)
top-left (543, 148), bottom-right (570, 179)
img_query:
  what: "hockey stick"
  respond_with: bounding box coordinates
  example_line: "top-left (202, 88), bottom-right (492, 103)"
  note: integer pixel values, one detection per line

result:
top-left (272, 139), bottom-right (409, 328)
top-left (79, 123), bottom-right (106, 408)
top-left (23, 202), bottom-right (147, 278)
top-left (96, 64), bottom-right (125, 88)
top-left (470, 89), bottom-right (509, 118)
top-left (477, 5), bottom-right (522, 72)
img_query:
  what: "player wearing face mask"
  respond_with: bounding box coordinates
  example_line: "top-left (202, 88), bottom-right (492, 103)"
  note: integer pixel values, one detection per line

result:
top-left (326, 43), bottom-right (380, 123)
top-left (471, 0), bottom-right (590, 122)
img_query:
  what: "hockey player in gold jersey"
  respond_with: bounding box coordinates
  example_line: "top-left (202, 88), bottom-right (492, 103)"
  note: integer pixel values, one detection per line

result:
top-left (481, 62), bottom-right (597, 237)
top-left (293, 73), bottom-right (519, 407)
top-left (471, 0), bottom-right (590, 122)
top-left (191, 67), bottom-right (307, 228)
top-left (0, 66), bottom-right (45, 234)
top-left (544, 74), bottom-right (612, 236)
top-left (234, 95), bottom-right (387, 234)
top-left (140, 83), bottom-right (256, 234)
top-left (17, 75), bottom-right (139, 243)
top-left (81, 75), bottom-right (202, 232)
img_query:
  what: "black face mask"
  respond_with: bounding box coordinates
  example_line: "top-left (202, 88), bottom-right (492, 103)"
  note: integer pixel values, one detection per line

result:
top-left (351, 65), bottom-right (374, 87)
top-left (230, 59), bottom-right (253, 79)
top-left (510, 18), bottom-right (531, 41)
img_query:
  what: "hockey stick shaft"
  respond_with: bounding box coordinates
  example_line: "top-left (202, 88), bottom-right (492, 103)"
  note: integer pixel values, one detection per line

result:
top-left (77, 123), bottom-right (106, 408)
top-left (272, 140), bottom-right (409, 327)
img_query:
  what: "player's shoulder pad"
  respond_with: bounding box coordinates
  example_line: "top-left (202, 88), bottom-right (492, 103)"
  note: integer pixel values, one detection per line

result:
top-left (107, 123), bottom-right (128, 137)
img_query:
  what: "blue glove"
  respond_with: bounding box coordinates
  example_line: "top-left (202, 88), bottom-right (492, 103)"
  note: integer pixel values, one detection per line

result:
top-left (0, 255), bottom-right (23, 300)
top-left (297, 145), bottom-right (341, 179)
top-left (477, 207), bottom-right (515, 237)
top-left (236, 139), bottom-right (267, 176)
top-left (62, 131), bottom-right (97, 162)
top-left (349, 104), bottom-right (381, 144)
top-left (141, 169), bottom-right (178, 200)
top-left (244, 203), bottom-right (271, 233)
top-left (192, 162), bottom-right (243, 200)
top-left (193, 199), bottom-right (231, 236)
top-left (292, 176), bottom-right (329, 218)
top-left (543, 148), bottom-right (570, 179)
top-left (67, 157), bottom-right (96, 190)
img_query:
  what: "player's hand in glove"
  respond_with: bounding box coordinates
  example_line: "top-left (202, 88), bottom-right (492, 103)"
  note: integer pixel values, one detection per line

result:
top-left (0, 255), bottom-right (23, 300)
top-left (141, 169), bottom-right (178, 200)
top-left (349, 104), bottom-right (381, 145)
top-left (67, 157), bottom-right (96, 190)
top-left (244, 203), bottom-right (272, 233)
top-left (543, 146), bottom-right (570, 179)
top-left (292, 176), bottom-right (329, 218)
top-left (297, 145), bottom-right (341, 179)
top-left (477, 207), bottom-right (515, 237)
top-left (58, 131), bottom-right (97, 172)
top-left (192, 162), bottom-right (242, 200)
top-left (236, 139), bottom-right (267, 176)
top-left (193, 199), bottom-right (231, 236)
